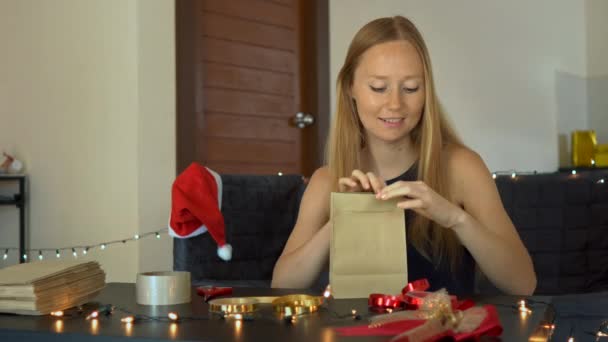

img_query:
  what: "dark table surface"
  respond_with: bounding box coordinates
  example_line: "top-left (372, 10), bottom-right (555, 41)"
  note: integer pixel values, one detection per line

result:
top-left (0, 283), bottom-right (606, 341)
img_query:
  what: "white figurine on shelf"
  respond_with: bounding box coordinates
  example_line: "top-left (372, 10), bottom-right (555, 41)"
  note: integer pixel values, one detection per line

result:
top-left (0, 152), bottom-right (24, 174)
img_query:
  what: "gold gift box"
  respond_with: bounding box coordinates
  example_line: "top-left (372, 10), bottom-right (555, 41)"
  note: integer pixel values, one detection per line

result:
top-left (572, 130), bottom-right (597, 167)
top-left (596, 144), bottom-right (608, 167)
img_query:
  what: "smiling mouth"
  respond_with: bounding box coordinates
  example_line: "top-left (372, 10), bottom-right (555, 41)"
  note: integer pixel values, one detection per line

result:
top-left (379, 118), bottom-right (404, 123)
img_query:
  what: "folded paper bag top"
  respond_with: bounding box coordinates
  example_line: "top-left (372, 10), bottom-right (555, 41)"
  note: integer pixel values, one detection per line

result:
top-left (329, 192), bottom-right (407, 299)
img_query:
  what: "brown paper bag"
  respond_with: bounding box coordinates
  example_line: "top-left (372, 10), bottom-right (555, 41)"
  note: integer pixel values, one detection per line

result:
top-left (329, 192), bottom-right (407, 299)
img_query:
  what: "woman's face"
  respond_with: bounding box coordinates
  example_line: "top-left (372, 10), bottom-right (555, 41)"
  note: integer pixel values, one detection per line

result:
top-left (351, 40), bottom-right (425, 145)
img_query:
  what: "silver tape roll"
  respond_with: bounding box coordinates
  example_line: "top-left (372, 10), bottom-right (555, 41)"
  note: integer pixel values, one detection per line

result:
top-left (136, 271), bottom-right (191, 305)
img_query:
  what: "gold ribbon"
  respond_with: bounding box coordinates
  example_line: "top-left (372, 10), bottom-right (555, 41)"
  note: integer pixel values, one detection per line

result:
top-left (272, 294), bottom-right (324, 316)
top-left (208, 297), bottom-right (261, 314)
top-left (208, 295), bottom-right (324, 316)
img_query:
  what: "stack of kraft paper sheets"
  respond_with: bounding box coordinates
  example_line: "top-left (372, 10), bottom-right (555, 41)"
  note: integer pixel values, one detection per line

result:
top-left (0, 259), bottom-right (105, 315)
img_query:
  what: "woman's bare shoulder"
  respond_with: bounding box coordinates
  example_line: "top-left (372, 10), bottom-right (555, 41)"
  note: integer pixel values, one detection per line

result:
top-left (308, 166), bottom-right (331, 188)
top-left (444, 144), bottom-right (493, 202)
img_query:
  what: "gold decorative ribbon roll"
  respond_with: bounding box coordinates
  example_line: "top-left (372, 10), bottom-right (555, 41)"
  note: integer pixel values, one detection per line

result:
top-left (136, 271), bottom-right (191, 305)
top-left (208, 297), bottom-right (262, 314)
top-left (272, 294), bottom-right (324, 316)
top-left (208, 295), bottom-right (324, 316)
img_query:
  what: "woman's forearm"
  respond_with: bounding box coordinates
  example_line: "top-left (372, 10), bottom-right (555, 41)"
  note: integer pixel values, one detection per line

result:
top-left (453, 213), bottom-right (537, 295)
top-left (271, 222), bottom-right (331, 289)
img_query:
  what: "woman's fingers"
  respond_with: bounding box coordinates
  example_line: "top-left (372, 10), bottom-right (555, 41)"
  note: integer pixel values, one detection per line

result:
top-left (351, 170), bottom-right (371, 190)
top-left (378, 181), bottom-right (422, 200)
top-left (338, 170), bottom-right (385, 193)
top-left (338, 177), bottom-right (360, 192)
top-left (397, 198), bottom-right (425, 210)
top-left (367, 172), bottom-right (385, 194)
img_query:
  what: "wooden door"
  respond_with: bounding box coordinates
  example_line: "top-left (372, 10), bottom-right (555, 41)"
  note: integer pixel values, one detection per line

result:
top-left (176, 0), bottom-right (329, 176)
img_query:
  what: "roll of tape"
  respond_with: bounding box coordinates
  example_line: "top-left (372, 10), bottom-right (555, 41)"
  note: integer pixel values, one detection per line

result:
top-left (136, 271), bottom-right (191, 305)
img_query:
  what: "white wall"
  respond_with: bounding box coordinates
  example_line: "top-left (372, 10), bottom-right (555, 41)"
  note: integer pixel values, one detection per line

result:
top-left (586, 0), bottom-right (608, 145)
top-left (0, 0), bottom-right (175, 282)
top-left (136, 0), bottom-right (175, 275)
top-left (329, 0), bottom-right (591, 172)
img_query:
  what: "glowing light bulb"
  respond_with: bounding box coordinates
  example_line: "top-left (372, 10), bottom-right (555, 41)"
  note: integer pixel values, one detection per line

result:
top-left (51, 311), bottom-right (64, 317)
top-left (121, 316), bottom-right (135, 323)
top-left (86, 311), bottom-right (99, 320)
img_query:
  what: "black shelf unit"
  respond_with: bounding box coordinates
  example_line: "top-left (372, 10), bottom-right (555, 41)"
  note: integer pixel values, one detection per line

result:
top-left (0, 174), bottom-right (27, 263)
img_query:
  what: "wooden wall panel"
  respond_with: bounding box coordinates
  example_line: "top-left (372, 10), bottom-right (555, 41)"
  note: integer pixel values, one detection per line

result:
top-left (203, 112), bottom-right (296, 142)
top-left (201, 0), bottom-right (295, 29)
top-left (202, 12), bottom-right (295, 51)
top-left (204, 137), bottom-right (296, 164)
top-left (203, 88), bottom-right (293, 117)
top-left (204, 62), bottom-right (294, 96)
top-left (201, 38), bottom-right (294, 73)
top-left (178, 0), bottom-right (328, 176)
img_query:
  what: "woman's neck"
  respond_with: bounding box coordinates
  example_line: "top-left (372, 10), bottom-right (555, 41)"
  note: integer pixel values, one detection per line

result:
top-left (362, 136), bottom-right (418, 181)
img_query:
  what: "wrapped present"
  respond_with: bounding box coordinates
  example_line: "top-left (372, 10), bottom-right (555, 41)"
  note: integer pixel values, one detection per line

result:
top-left (595, 144), bottom-right (608, 167)
top-left (571, 130), bottom-right (596, 167)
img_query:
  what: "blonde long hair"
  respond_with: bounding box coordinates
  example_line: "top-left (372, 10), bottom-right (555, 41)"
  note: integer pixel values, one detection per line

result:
top-left (327, 16), bottom-right (464, 270)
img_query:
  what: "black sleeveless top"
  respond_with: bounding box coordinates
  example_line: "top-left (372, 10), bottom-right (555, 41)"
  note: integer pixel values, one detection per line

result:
top-left (386, 163), bottom-right (475, 296)
top-left (314, 163), bottom-right (476, 295)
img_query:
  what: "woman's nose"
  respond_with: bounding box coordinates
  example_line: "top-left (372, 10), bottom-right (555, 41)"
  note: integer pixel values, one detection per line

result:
top-left (387, 90), bottom-right (402, 111)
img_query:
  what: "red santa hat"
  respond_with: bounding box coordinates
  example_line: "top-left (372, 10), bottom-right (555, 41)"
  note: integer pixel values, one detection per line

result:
top-left (168, 163), bottom-right (232, 261)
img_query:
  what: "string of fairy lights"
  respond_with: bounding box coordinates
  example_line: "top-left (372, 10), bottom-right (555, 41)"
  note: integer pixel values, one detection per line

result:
top-left (491, 169), bottom-right (606, 183)
top-left (1, 168), bottom-right (606, 263)
top-left (0, 228), bottom-right (168, 262)
top-left (40, 290), bottom-right (607, 341)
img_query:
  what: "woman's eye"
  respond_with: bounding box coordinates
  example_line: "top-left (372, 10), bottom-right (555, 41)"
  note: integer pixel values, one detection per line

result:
top-left (370, 86), bottom-right (386, 93)
top-left (404, 87), bottom-right (419, 93)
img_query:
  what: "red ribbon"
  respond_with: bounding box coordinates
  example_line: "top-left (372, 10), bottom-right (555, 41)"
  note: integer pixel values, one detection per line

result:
top-left (368, 279), bottom-right (431, 311)
top-left (335, 305), bottom-right (503, 341)
top-left (196, 286), bottom-right (233, 302)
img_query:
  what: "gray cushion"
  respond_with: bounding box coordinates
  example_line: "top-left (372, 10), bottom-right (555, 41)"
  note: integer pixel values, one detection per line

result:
top-left (173, 174), bottom-right (306, 287)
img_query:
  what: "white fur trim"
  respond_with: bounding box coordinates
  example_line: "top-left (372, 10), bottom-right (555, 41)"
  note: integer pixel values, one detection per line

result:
top-left (168, 219), bottom-right (208, 239)
top-left (217, 244), bottom-right (232, 261)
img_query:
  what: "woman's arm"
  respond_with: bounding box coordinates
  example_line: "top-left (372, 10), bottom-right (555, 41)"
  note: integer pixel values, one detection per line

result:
top-left (271, 167), bottom-right (332, 289)
top-left (378, 147), bottom-right (536, 295)
top-left (447, 148), bottom-right (537, 295)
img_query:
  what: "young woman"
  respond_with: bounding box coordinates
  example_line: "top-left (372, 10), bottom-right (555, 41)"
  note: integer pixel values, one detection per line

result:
top-left (271, 16), bottom-right (536, 295)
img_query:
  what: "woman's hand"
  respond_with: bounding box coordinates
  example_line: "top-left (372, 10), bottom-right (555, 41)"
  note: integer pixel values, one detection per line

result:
top-left (338, 170), bottom-right (386, 193)
top-left (377, 180), bottom-right (466, 229)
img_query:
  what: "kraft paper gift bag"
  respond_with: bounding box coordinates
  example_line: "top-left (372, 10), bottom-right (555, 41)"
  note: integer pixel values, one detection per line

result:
top-left (329, 192), bottom-right (407, 299)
